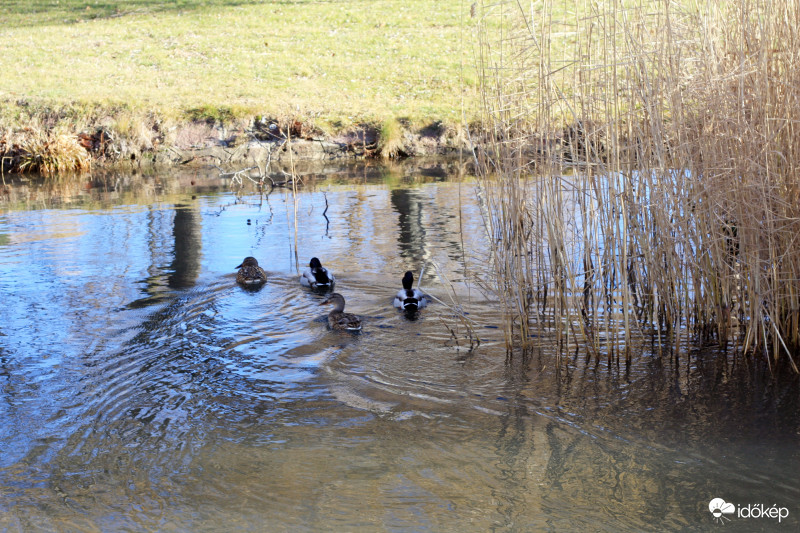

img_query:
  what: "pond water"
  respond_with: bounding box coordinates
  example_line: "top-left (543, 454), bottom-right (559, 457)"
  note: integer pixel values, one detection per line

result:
top-left (0, 162), bottom-right (798, 532)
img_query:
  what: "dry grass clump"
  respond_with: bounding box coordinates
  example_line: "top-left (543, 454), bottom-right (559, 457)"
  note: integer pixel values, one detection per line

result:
top-left (16, 131), bottom-right (92, 175)
top-left (112, 111), bottom-right (166, 152)
top-left (377, 118), bottom-right (406, 159)
top-left (1, 102), bottom-right (149, 174)
top-left (473, 0), bottom-right (800, 370)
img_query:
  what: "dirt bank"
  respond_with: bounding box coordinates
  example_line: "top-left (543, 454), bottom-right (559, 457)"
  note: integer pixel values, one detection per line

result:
top-left (0, 116), bottom-right (474, 176)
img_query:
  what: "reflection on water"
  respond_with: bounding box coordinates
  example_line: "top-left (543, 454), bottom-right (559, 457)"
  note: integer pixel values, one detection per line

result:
top-left (127, 203), bottom-right (204, 308)
top-left (392, 188), bottom-right (428, 266)
top-left (0, 163), bottom-right (797, 531)
top-left (167, 204), bottom-right (202, 289)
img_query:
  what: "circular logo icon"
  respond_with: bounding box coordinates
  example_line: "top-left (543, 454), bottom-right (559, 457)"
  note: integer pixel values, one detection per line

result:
top-left (709, 498), bottom-right (736, 523)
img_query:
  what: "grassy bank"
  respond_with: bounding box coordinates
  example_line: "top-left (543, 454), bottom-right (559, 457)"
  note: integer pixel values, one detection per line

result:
top-left (474, 0), bottom-right (800, 369)
top-left (2, 0), bottom-right (476, 125)
top-left (1, 0), bottom-right (479, 172)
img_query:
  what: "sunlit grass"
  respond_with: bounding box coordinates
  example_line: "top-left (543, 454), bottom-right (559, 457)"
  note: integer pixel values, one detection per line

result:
top-left (1, 0), bottom-right (478, 129)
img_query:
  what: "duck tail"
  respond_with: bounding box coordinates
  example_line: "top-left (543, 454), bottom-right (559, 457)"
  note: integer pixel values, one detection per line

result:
top-left (403, 297), bottom-right (419, 312)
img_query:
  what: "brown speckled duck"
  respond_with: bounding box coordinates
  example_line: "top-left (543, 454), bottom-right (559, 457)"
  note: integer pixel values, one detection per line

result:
top-left (235, 256), bottom-right (267, 286)
top-left (319, 292), bottom-right (362, 331)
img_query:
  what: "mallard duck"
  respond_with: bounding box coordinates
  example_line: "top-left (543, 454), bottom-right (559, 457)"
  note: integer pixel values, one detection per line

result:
top-left (393, 271), bottom-right (428, 312)
top-left (301, 257), bottom-right (335, 289)
top-left (235, 256), bottom-right (267, 285)
top-left (320, 292), bottom-right (362, 331)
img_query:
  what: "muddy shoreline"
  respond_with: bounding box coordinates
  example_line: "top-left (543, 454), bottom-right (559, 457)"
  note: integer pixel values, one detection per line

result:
top-left (0, 118), bottom-right (475, 176)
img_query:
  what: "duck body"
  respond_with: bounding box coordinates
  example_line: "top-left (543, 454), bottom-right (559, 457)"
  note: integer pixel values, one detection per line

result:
top-left (235, 256), bottom-right (267, 285)
top-left (320, 292), bottom-right (362, 331)
top-left (393, 271), bottom-right (428, 312)
top-left (301, 257), bottom-right (335, 289)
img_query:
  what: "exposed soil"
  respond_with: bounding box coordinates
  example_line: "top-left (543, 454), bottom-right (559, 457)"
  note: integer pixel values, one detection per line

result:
top-left (0, 117), bottom-right (474, 175)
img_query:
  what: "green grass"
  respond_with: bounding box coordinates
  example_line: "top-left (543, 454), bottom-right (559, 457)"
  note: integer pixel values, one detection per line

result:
top-left (1, 0), bottom-right (478, 130)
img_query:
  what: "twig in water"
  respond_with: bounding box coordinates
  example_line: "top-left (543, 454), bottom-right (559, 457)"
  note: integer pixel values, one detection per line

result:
top-left (322, 191), bottom-right (330, 237)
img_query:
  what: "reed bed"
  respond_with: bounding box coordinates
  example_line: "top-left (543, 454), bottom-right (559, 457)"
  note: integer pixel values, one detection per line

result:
top-left (472, 0), bottom-right (800, 370)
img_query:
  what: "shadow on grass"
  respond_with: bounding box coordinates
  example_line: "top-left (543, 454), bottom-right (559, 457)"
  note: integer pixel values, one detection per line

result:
top-left (4, 0), bottom-right (345, 27)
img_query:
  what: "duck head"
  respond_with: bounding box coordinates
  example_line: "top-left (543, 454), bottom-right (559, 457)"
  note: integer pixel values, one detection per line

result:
top-left (236, 256), bottom-right (260, 269)
top-left (319, 292), bottom-right (346, 312)
top-left (402, 271), bottom-right (414, 291)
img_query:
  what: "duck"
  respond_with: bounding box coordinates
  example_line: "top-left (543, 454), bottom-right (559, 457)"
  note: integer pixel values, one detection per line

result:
top-left (235, 256), bottom-right (267, 285)
top-left (393, 271), bottom-right (428, 312)
top-left (301, 257), bottom-right (335, 289)
top-left (320, 292), bottom-right (362, 331)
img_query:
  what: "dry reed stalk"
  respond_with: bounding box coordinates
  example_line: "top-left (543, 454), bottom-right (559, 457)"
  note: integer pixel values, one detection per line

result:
top-left (426, 259), bottom-right (482, 350)
top-left (472, 0), bottom-right (800, 370)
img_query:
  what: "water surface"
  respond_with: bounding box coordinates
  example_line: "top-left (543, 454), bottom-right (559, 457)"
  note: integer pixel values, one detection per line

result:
top-left (0, 163), bottom-right (798, 531)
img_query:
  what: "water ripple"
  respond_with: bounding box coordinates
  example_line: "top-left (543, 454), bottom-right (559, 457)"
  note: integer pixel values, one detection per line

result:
top-left (1, 172), bottom-right (797, 531)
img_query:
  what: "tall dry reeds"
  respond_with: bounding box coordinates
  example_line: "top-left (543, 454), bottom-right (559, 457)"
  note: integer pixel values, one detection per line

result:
top-left (472, 0), bottom-right (800, 370)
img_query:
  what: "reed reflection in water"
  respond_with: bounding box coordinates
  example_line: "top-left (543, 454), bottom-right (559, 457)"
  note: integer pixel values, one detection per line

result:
top-left (0, 165), bottom-right (797, 532)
